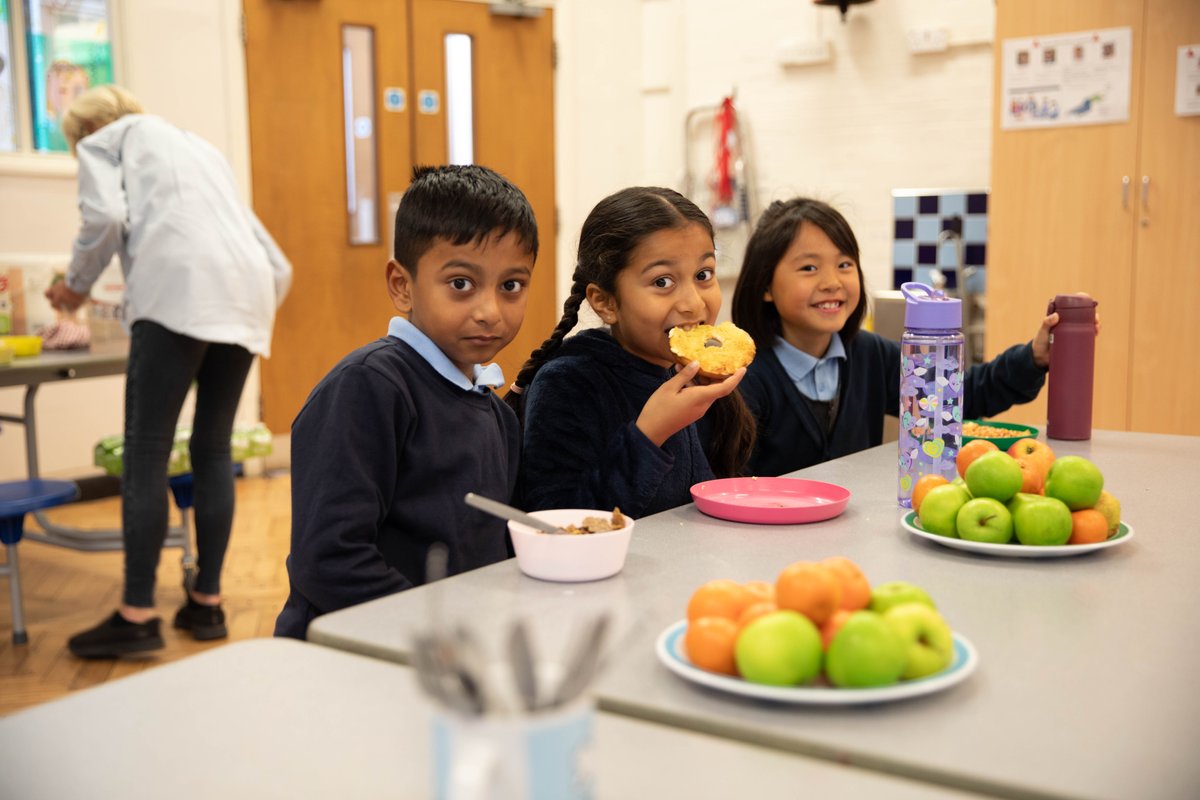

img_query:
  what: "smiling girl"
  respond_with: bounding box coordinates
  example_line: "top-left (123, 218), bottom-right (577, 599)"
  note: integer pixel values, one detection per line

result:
top-left (731, 197), bottom-right (1076, 477)
top-left (507, 187), bottom-right (755, 516)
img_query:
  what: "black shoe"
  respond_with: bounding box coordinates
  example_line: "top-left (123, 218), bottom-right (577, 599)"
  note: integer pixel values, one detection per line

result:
top-left (69, 611), bottom-right (164, 659)
top-left (173, 597), bottom-right (227, 641)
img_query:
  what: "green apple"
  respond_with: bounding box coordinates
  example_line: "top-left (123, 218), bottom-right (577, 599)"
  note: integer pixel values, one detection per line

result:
top-left (1044, 456), bottom-right (1104, 510)
top-left (1012, 495), bottom-right (1073, 546)
top-left (882, 603), bottom-right (956, 679)
top-left (734, 610), bottom-right (823, 687)
top-left (917, 483), bottom-right (971, 537)
top-left (1093, 490), bottom-right (1122, 536)
top-left (956, 497), bottom-right (1014, 544)
top-left (964, 451), bottom-right (1023, 502)
top-left (869, 580), bottom-right (937, 613)
top-left (950, 477), bottom-right (971, 494)
top-left (1006, 492), bottom-right (1039, 515)
top-left (825, 610), bottom-right (907, 688)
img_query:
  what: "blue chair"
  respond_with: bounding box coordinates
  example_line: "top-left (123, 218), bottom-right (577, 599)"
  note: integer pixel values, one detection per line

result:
top-left (0, 480), bottom-right (78, 644)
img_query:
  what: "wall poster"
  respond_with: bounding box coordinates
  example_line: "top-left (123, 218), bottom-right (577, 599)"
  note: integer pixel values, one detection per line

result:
top-left (1001, 27), bottom-right (1132, 131)
top-left (0, 0), bottom-right (15, 151)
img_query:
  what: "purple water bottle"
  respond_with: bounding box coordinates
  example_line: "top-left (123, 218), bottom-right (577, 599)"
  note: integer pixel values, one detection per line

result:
top-left (898, 283), bottom-right (964, 507)
top-left (1045, 294), bottom-right (1098, 440)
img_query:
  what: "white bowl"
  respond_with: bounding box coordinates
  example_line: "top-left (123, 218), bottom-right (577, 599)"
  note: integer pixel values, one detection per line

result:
top-left (507, 508), bottom-right (634, 582)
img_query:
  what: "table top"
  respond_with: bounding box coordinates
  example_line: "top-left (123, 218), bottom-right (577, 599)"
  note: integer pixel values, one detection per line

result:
top-left (0, 638), bottom-right (978, 799)
top-left (0, 340), bottom-right (128, 388)
top-left (308, 429), bottom-right (1200, 800)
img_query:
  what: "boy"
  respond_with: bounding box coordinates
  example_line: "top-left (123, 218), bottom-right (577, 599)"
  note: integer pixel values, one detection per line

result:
top-left (274, 165), bottom-right (537, 639)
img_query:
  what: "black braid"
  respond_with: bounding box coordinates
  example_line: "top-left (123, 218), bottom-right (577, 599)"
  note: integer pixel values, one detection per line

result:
top-left (502, 276), bottom-right (587, 422)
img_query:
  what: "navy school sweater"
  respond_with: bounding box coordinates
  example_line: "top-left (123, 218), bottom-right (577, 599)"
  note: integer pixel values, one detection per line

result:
top-left (274, 337), bottom-right (519, 639)
top-left (521, 328), bottom-right (715, 518)
top-left (739, 331), bottom-right (1047, 477)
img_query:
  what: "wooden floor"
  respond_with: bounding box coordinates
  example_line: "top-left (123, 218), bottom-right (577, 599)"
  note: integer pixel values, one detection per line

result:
top-left (0, 473), bottom-right (293, 716)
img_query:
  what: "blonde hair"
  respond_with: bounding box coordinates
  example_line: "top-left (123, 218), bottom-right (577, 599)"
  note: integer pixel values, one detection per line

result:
top-left (61, 85), bottom-right (145, 152)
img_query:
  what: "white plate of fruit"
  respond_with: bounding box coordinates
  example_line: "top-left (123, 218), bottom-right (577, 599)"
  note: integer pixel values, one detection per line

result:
top-left (903, 438), bottom-right (1134, 558)
top-left (655, 561), bottom-right (978, 705)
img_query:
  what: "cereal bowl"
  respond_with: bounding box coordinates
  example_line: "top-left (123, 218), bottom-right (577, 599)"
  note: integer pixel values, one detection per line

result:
top-left (962, 420), bottom-right (1040, 451)
top-left (507, 508), bottom-right (634, 583)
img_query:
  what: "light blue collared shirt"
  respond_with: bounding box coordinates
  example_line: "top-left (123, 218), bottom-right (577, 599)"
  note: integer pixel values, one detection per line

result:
top-left (387, 316), bottom-right (505, 394)
top-left (773, 334), bottom-right (846, 402)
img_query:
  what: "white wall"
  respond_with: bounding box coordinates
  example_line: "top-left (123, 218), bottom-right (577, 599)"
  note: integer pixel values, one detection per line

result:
top-left (554, 0), bottom-right (995, 315)
top-left (0, 0), bottom-right (255, 480)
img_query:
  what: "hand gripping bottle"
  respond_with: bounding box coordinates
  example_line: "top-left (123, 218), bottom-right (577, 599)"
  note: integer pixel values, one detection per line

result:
top-left (1045, 294), bottom-right (1098, 440)
top-left (898, 283), bottom-right (964, 507)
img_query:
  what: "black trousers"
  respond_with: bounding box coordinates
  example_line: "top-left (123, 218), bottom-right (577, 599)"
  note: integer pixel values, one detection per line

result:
top-left (122, 320), bottom-right (254, 607)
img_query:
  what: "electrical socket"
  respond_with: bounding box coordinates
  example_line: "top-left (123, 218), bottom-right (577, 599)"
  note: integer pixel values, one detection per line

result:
top-left (777, 37), bottom-right (832, 67)
top-left (907, 27), bottom-right (949, 54)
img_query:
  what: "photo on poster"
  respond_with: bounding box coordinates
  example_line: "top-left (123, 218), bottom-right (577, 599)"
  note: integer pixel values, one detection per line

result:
top-left (24, 0), bottom-right (114, 152)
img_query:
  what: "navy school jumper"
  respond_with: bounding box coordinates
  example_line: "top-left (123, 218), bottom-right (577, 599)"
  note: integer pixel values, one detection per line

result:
top-left (739, 331), bottom-right (1047, 477)
top-left (275, 337), bottom-right (519, 639)
top-left (521, 328), bottom-right (715, 518)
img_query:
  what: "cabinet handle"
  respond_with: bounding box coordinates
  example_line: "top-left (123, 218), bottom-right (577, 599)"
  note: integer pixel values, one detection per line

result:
top-left (1141, 175), bottom-right (1150, 211)
top-left (1121, 176), bottom-right (1130, 209)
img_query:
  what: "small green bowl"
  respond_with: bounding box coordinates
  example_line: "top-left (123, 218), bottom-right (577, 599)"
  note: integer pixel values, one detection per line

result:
top-left (962, 420), bottom-right (1040, 451)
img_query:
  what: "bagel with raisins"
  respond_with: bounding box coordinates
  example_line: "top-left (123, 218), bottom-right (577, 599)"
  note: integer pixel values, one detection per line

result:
top-left (668, 322), bottom-right (756, 379)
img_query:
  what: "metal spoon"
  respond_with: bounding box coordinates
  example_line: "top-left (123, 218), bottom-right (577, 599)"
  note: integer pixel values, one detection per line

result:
top-left (464, 493), bottom-right (571, 535)
top-left (550, 614), bottom-right (611, 708)
top-left (507, 621), bottom-right (540, 712)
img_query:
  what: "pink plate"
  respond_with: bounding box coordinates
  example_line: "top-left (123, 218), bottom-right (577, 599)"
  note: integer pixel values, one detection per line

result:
top-left (690, 477), bottom-right (851, 525)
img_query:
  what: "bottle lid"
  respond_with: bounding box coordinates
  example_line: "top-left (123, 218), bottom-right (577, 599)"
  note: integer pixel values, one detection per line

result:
top-left (901, 282), bottom-right (961, 330)
top-left (1047, 294), bottom-right (1098, 317)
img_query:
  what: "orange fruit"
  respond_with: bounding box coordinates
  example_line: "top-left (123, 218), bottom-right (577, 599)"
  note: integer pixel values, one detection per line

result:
top-left (1016, 458), bottom-right (1047, 494)
top-left (684, 616), bottom-right (739, 675)
top-left (1069, 508), bottom-right (1109, 545)
top-left (820, 556), bottom-right (871, 611)
top-left (774, 561), bottom-right (842, 626)
top-left (912, 474), bottom-right (949, 515)
top-left (819, 609), bottom-right (853, 649)
top-left (956, 439), bottom-right (999, 478)
top-left (686, 579), bottom-right (754, 622)
top-left (736, 600), bottom-right (778, 631)
top-left (743, 580), bottom-right (776, 603)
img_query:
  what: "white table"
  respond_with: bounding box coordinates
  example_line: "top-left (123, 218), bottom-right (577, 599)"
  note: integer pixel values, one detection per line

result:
top-left (0, 638), bottom-right (979, 799)
top-left (308, 430), bottom-right (1200, 800)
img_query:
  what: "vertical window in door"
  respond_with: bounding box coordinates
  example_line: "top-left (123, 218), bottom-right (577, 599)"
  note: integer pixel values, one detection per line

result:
top-left (342, 25), bottom-right (379, 245)
top-left (444, 33), bottom-right (473, 165)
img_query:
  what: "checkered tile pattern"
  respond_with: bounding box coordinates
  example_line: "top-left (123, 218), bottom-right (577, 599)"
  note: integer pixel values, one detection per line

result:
top-left (891, 191), bottom-right (988, 292)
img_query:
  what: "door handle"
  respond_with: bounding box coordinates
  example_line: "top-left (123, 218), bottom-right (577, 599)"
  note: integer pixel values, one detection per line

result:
top-left (1141, 175), bottom-right (1150, 212)
top-left (1121, 176), bottom-right (1130, 209)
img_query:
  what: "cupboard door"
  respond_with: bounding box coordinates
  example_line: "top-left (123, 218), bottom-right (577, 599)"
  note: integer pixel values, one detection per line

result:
top-left (987, 0), bottom-right (1145, 431)
top-left (1127, 0), bottom-right (1200, 434)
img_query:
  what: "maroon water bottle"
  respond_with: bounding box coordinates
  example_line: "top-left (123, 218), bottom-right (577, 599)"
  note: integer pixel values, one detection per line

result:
top-left (1045, 295), bottom-right (1098, 440)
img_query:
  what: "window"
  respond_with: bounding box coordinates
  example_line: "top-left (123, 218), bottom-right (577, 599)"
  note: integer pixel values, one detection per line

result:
top-left (0, 0), bottom-right (116, 157)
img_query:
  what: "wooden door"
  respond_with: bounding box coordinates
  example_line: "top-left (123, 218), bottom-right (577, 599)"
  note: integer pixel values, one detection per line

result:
top-left (245, 0), bottom-right (556, 432)
top-left (244, 0), bottom-right (412, 432)
top-left (409, 0), bottom-right (558, 387)
top-left (987, 1), bottom-right (1145, 431)
top-left (1127, 0), bottom-right (1200, 434)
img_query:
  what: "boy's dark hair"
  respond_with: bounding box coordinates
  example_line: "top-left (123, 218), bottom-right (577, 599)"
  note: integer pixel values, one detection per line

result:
top-left (505, 186), bottom-right (755, 478)
top-left (393, 165), bottom-right (538, 271)
top-left (732, 197), bottom-right (868, 350)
